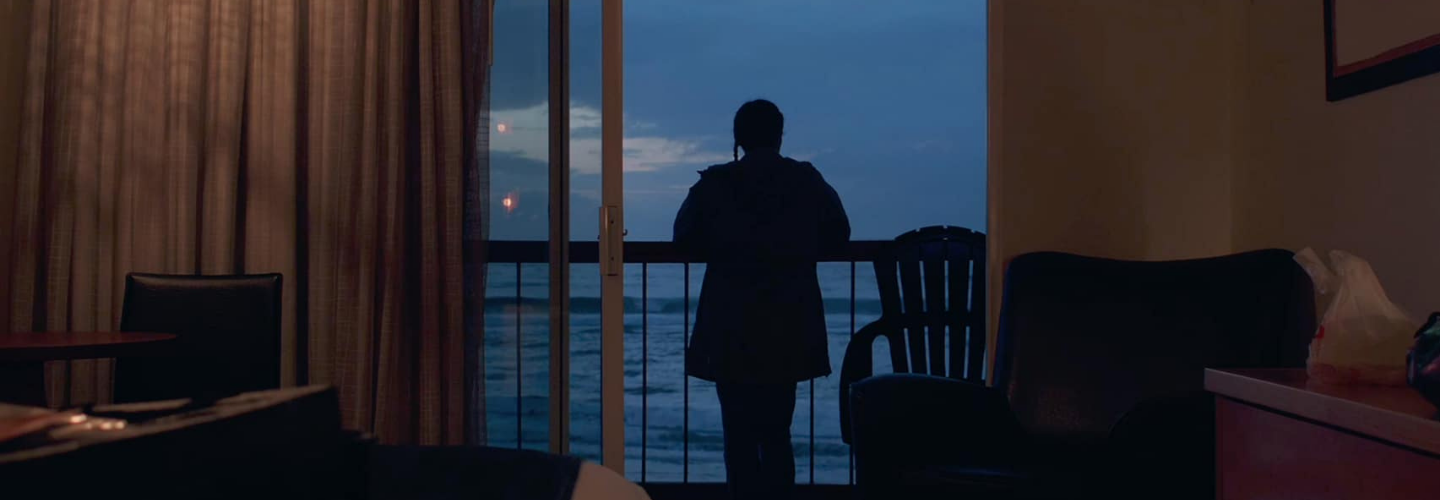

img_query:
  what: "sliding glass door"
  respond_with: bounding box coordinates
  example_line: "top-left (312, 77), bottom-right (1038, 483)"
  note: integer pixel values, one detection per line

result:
top-left (562, 0), bottom-right (627, 471)
top-left (485, 0), bottom-right (552, 452)
top-left (484, 0), bottom-right (627, 473)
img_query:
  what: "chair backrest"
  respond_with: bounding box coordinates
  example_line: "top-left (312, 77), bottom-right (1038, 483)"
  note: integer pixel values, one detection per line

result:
top-left (872, 226), bottom-right (987, 380)
top-left (993, 250), bottom-right (1314, 444)
top-left (839, 226), bottom-right (985, 444)
top-left (116, 273), bottom-right (283, 403)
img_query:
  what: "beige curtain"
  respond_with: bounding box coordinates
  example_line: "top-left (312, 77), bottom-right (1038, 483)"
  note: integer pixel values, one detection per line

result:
top-left (2, 0), bottom-right (490, 445)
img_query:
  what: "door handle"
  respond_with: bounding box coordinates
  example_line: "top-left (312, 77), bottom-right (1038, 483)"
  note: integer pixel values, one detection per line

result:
top-left (600, 205), bottom-right (624, 276)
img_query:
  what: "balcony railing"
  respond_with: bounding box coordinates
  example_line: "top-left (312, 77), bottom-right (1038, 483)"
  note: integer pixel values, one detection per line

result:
top-left (483, 240), bottom-right (902, 484)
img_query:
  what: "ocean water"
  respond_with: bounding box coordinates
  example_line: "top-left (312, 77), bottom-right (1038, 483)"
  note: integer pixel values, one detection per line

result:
top-left (482, 262), bottom-right (897, 484)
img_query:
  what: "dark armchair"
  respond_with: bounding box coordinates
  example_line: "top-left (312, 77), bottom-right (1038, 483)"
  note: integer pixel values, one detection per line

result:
top-left (847, 249), bottom-right (1316, 499)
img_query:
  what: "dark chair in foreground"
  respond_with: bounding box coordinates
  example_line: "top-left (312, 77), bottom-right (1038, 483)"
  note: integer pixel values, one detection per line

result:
top-left (838, 225), bottom-right (986, 445)
top-left (116, 273), bottom-right (283, 403)
top-left (848, 249), bottom-right (1315, 499)
top-left (1, 386), bottom-right (351, 499)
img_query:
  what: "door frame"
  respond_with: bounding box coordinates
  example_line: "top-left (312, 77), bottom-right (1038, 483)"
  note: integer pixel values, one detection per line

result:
top-left (598, 0), bottom-right (626, 474)
top-left (545, 0), bottom-right (625, 472)
top-left (546, 0), bottom-right (572, 456)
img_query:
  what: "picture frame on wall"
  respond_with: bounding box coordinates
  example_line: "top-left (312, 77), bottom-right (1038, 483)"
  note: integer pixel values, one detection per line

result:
top-left (1325, 0), bottom-right (1440, 101)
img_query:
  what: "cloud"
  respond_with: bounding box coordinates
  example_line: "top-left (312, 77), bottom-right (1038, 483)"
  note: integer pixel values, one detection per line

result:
top-left (566, 136), bottom-right (729, 174)
top-left (788, 148), bottom-right (835, 162)
top-left (571, 137), bottom-right (729, 174)
top-left (493, 102), bottom-right (601, 134)
top-left (491, 103), bottom-right (725, 174)
top-left (570, 105), bottom-right (602, 130)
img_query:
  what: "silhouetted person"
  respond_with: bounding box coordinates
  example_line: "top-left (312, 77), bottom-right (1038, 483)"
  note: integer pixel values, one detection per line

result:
top-left (674, 99), bottom-right (850, 499)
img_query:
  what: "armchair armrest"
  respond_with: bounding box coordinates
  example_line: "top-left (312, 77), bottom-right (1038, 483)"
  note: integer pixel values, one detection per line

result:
top-left (839, 320), bottom-right (903, 444)
top-left (849, 374), bottom-right (1027, 490)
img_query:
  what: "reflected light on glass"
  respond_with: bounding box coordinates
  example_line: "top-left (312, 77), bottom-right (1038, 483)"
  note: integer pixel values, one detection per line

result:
top-left (502, 191), bottom-right (518, 214)
top-left (496, 123), bottom-right (509, 134)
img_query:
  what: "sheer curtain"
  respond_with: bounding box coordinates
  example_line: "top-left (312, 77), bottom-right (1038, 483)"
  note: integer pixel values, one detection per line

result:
top-left (2, 0), bottom-right (492, 445)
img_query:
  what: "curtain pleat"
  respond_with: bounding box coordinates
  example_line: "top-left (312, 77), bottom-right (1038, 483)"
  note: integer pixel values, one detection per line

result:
top-left (198, 0), bottom-right (247, 275)
top-left (247, 0), bottom-right (300, 387)
top-left (4, 0), bottom-right (490, 445)
top-left (62, 0), bottom-right (102, 404)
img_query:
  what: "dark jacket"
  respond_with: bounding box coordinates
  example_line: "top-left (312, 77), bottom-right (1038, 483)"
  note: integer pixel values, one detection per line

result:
top-left (674, 150), bottom-right (850, 383)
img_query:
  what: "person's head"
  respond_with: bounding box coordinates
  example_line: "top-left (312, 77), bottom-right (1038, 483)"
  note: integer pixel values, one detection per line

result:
top-left (733, 99), bottom-right (784, 160)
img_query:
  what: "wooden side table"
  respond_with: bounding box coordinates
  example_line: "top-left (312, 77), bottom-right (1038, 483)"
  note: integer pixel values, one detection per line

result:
top-left (0, 332), bottom-right (177, 407)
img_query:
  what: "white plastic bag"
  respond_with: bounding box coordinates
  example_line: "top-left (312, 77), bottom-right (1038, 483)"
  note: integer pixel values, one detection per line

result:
top-left (1295, 248), bottom-right (1416, 385)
